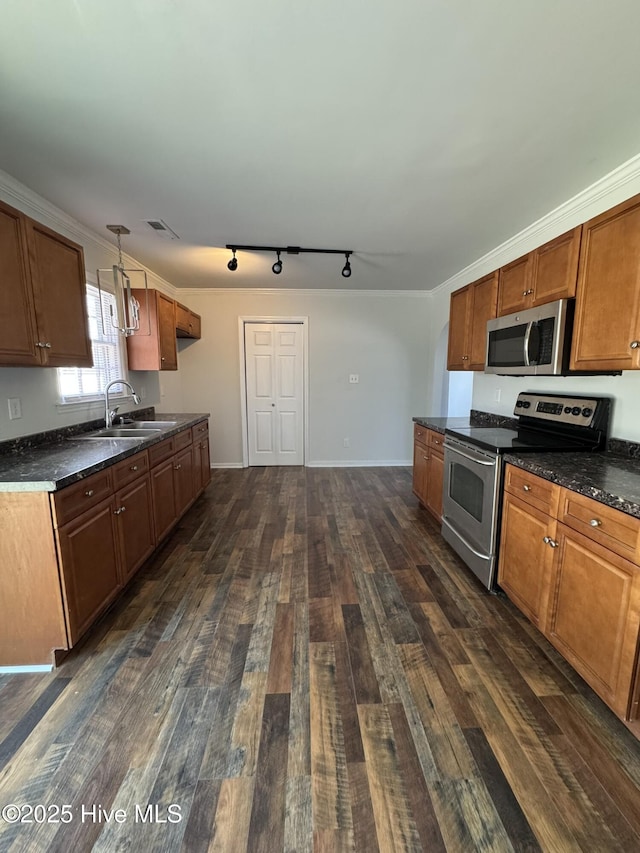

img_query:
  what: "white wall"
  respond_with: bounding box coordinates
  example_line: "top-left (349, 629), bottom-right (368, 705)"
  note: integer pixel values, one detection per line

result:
top-left (427, 153), bottom-right (640, 442)
top-left (0, 171), bottom-right (184, 440)
top-left (178, 289), bottom-right (431, 466)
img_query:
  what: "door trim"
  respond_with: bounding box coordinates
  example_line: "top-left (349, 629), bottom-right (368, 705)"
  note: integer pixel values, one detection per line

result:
top-left (238, 316), bottom-right (309, 468)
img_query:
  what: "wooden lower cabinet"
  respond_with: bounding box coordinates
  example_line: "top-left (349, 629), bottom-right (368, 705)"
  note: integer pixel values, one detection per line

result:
top-left (498, 492), bottom-right (555, 629)
top-left (115, 475), bottom-right (155, 584)
top-left (499, 464), bottom-right (640, 725)
top-left (412, 425), bottom-right (444, 522)
top-left (56, 496), bottom-right (122, 644)
top-left (0, 419), bottom-right (211, 667)
top-left (546, 524), bottom-right (640, 718)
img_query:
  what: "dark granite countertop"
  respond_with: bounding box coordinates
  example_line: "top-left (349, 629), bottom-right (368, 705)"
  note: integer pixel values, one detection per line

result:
top-left (412, 416), bottom-right (471, 433)
top-left (503, 452), bottom-right (640, 520)
top-left (0, 412), bottom-right (210, 492)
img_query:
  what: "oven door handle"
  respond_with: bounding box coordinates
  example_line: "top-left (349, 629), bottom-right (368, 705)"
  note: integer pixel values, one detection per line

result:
top-left (523, 321), bottom-right (533, 367)
top-left (441, 517), bottom-right (491, 560)
top-left (445, 443), bottom-right (496, 466)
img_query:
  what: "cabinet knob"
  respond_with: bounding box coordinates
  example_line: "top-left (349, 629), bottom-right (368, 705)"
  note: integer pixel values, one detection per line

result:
top-left (523, 485), bottom-right (531, 491)
top-left (522, 290), bottom-right (528, 296)
top-left (434, 439), bottom-right (440, 445)
top-left (36, 341), bottom-right (52, 348)
top-left (543, 536), bottom-right (558, 548)
top-left (631, 341), bottom-right (640, 349)
top-left (114, 506), bottom-right (126, 515)
top-left (423, 456), bottom-right (428, 461)
top-left (174, 463), bottom-right (182, 470)
top-left (589, 518), bottom-right (602, 527)
top-left (85, 489), bottom-right (94, 497)
top-left (130, 465), bottom-right (138, 471)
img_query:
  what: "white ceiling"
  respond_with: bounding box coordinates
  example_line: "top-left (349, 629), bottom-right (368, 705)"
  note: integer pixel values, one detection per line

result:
top-left (2, 0), bottom-right (640, 291)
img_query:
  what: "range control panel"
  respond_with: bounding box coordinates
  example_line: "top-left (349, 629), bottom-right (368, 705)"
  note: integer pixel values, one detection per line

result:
top-left (514, 393), bottom-right (606, 427)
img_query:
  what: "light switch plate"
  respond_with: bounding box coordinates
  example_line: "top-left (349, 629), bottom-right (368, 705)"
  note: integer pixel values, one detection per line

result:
top-left (8, 398), bottom-right (22, 420)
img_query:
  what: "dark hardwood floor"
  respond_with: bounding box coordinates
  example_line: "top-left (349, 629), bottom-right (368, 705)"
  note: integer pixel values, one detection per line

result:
top-left (1, 466), bottom-right (640, 852)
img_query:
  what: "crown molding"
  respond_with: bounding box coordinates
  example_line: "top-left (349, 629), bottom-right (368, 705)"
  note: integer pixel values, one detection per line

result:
top-left (176, 286), bottom-right (430, 298)
top-left (432, 150), bottom-right (640, 297)
top-left (0, 168), bottom-right (178, 298)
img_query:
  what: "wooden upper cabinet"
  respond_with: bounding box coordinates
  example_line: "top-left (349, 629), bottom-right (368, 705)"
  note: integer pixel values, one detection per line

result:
top-left (571, 194), bottom-right (640, 371)
top-left (497, 254), bottom-right (533, 316)
top-left (25, 218), bottom-right (93, 367)
top-left (176, 302), bottom-right (202, 339)
top-left (447, 271), bottom-right (498, 370)
top-left (0, 199), bottom-right (92, 367)
top-left (497, 226), bottom-right (581, 317)
top-left (126, 289), bottom-right (178, 371)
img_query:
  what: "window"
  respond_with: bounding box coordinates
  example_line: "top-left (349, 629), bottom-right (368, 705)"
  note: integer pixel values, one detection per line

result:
top-left (57, 283), bottom-right (128, 403)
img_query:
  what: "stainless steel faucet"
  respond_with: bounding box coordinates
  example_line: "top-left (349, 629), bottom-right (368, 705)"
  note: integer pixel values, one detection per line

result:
top-left (104, 379), bottom-right (141, 427)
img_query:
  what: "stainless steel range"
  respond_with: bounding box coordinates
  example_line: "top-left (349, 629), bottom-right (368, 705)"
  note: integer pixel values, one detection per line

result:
top-left (441, 392), bottom-right (611, 590)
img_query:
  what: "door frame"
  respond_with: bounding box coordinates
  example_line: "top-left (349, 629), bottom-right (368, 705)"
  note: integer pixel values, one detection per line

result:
top-left (238, 316), bottom-right (309, 468)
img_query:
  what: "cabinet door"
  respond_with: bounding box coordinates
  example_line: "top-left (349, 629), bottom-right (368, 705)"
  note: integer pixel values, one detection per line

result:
top-left (571, 195), bottom-right (640, 371)
top-left (158, 292), bottom-right (177, 369)
top-left (425, 449), bottom-right (444, 521)
top-left (0, 200), bottom-right (39, 365)
top-left (531, 226), bottom-right (581, 307)
top-left (497, 254), bottom-right (534, 316)
top-left (115, 475), bottom-right (155, 584)
top-left (56, 497), bottom-right (121, 644)
top-left (25, 218), bottom-right (93, 367)
top-left (193, 438), bottom-right (203, 495)
top-left (150, 458), bottom-right (177, 542)
top-left (412, 439), bottom-right (429, 506)
top-left (201, 436), bottom-right (211, 488)
top-left (173, 445), bottom-right (195, 517)
top-left (498, 493), bottom-right (555, 628)
top-left (447, 285), bottom-right (470, 369)
top-left (546, 523), bottom-right (640, 718)
top-left (467, 272), bottom-right (499, 370)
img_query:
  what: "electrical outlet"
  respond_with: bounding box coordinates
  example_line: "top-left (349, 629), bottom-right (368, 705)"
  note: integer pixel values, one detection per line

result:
top-left (140, 385), bottom-right (147, 400)
top-left (8, 398), bottom-right (22, 420)
top-left (349, 374), bottom-right (359, 384)
top-left (494, 389), bottom-right (501, 403)
top-left (343, 437), bottom-right (350, 448)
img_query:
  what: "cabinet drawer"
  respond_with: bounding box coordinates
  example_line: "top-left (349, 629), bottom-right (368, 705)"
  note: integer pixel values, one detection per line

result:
top-left (174, 427), bottom-right (193, 450)
top-left (148, 436), bottom-right (175, 467)
top-left (51, 468), bottom-right (113, 528)
top-left (192, 420), bottom-right (209, 443)
top-left (560, 489), bottom-right (640, 564)
top-left (427, 430), bottom-right (444, 455)
top-left (414, 424), bottom-right (429, 446)
top-left (504, 466), bottom-right (560, 516)
top-left (112, 450), bottom-right (149, 491)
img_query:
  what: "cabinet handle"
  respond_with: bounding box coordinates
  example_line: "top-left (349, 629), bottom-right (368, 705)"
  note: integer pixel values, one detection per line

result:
top-left (523, 485), bottom-right (531, 491)
top-left (174, 463), bottom-right (182, 470)
top-left (130, 465), bottom-right (138, 471)
top-left (422, 456), bottom-right (428, 461)
top-left (114, 506), bottom-right (126, 515)
top-left (36, 341), bottom-right (52, 348)
top-left (631, 341), bottom-right (640, 349)
top-left (543, 536), bottom-right (558, 548)
top-left (85, 489), bottom-right (94, 497)
top-left (589, 518), bottom-right (602, 527)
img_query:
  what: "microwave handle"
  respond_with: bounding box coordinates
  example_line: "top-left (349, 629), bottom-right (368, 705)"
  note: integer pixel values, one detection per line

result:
top-left (523, 321), bottom-right (533, 367)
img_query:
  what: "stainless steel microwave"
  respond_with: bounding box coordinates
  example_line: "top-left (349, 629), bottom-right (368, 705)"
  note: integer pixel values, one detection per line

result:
top-left (485, 299), bottom-right (574, 375)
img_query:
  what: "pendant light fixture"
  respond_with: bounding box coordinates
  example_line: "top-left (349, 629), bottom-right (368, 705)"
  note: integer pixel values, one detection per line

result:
top-left (225, 244), bottom-right (354, 277)
top-left (97, 226), bottom-right (150, 336)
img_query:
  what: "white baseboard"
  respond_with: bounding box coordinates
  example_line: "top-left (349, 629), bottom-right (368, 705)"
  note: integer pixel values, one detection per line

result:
top-left (0, 664), bottom-right (54, 674)
top-left (210, 462), bottom-right (245, 469)
top-left (306, 460), bottom-right (412, 467)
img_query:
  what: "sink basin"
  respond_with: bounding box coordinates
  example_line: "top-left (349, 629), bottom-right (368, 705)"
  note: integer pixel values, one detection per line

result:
top-left (125, 420), bottom-right (179, 428)
top-left (75, 427), bottom-right (162, 440)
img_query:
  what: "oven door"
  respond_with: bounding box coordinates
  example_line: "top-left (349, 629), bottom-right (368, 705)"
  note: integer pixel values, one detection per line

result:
top-left (441, 436), bottom-right (501, 588)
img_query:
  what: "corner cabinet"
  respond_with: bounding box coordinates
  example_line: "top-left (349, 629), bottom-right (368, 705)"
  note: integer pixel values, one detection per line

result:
top-left (0, 198), bottom-right (92, 367)
top-left (126, 289), bottom-right (178, 370)
top-left (447, 271), bottom-right (499, 370)
top-left (0, 419), bottom-right (210, 668)
top-left (571, 194), bottom-right (640, 371)
top-left (499, 465), bottom-right (640, 725)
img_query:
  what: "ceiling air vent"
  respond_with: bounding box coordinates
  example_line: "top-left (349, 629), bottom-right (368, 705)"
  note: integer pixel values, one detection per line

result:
top-left (143, 219), bottom-right (180, 239)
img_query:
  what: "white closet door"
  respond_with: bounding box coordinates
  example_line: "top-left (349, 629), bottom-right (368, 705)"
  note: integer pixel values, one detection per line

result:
top-left (245, 322), bottom-right (304, 465)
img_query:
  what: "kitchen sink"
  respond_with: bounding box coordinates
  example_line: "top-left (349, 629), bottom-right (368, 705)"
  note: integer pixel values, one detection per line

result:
top-left (74, 427), bottom-right (163, 440)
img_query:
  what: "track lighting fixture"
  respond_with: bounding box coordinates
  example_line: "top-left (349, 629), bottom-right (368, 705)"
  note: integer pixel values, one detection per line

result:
top-left (225, 244), bottom-right (354, 277)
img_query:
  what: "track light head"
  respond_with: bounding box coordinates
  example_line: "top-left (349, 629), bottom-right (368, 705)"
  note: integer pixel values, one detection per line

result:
top-left (272, 250), bottom-right (283, 275)
top-left (227, 248), bottom-right (238, 271)
top-left (341, 252), bottom-right (352, 278)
